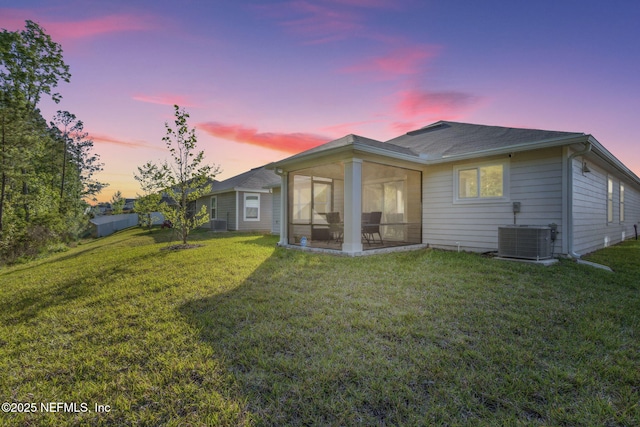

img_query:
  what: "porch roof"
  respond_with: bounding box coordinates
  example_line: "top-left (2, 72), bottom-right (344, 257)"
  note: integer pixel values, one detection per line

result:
top-left (268, 134), bottom-right (419, 170)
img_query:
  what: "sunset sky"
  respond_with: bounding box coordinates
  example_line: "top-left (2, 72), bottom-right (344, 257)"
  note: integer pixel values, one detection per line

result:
top-left (2, 0), bottom-right (639, 202)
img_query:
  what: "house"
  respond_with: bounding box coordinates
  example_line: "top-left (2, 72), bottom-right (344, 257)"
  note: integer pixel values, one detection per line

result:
top-left (267, 121), bottom-right (640, 257)
top-left (123, 198), bottom-right (136, 213)
top-left (195, 166), bottom-right (280, 233)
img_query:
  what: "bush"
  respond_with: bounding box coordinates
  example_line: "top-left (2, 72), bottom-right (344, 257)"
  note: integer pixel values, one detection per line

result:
top-left (0, 223), bottom-right (58, 264)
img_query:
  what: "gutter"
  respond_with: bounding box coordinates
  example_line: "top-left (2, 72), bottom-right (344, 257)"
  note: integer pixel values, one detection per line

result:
top-left (427, 134), bottom-right (588, 164)
top-left (566, 140), bottom-right (592, 258)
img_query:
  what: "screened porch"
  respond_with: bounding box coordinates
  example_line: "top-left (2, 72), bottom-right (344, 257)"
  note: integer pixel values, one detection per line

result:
top-left (287, 160), bottom-right (421, 252)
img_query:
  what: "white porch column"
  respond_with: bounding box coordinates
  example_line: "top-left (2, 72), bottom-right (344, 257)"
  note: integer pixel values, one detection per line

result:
top-left (278, 172), bottom-right (288, 246)
top-left (342, 158), bottom-right (363, 253)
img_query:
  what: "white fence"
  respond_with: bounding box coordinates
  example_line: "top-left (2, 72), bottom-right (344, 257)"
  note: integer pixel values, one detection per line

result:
top-left (90, 213), bottom-right (139, 237)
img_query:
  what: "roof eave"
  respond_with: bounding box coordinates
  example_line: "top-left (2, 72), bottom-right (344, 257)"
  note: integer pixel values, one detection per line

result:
top-left (267, 144), bottom-right (354, 170)
top-left (267, 142), bottom-right (420, 171)
top-left (423, 134), bottom-right (589, 164)
top-left (234, 187), bottom-right (272, 193)
top-left (587, 135), bottom-right (640, 186)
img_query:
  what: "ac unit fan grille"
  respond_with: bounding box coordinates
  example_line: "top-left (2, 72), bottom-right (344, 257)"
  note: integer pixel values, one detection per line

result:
top-left (498, 226), bottom-right (552, 260)
top-left (212, 219), bottom-right (227, 231)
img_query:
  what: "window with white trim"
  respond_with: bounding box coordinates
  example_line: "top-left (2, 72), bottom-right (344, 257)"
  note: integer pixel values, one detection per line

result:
top-left (620, 182), bottom-right (625, 222)
top-left (244, 193), bottom-right (260, 221)
top-left (454, 161), bottom-right (508, 202)
top-left (607, 177), bottom-right (613, 223)
top-left (210, 196), bottom-right (217, 220)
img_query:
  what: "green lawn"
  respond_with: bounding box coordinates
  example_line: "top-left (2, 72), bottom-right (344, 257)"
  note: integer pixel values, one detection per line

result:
top-left (1, 228), bottom-right (638, 426)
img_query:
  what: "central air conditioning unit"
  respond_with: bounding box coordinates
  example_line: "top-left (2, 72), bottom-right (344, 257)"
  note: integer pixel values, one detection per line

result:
top-left (212, 219), bottom-right (227, 231)
top-left (498, 225), bottom-right (552, 260)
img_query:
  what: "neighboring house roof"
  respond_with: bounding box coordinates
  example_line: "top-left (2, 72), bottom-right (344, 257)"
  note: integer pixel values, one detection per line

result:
top-left (206, 166), bottom-right (280, 195)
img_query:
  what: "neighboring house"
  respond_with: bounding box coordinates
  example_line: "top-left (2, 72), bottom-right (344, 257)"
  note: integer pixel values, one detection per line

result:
top-left (195, 166), bottom-right (280, 233)
top-left (123, 198), bottom-right (136, 213)
top-left (268, 121), bottom-right (640, 257)
top-left (95, 202), bottom-right (112, 215)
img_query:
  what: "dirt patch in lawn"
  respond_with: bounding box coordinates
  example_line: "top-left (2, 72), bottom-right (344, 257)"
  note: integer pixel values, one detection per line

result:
top-left (161, 244), bottom-right (204, 251)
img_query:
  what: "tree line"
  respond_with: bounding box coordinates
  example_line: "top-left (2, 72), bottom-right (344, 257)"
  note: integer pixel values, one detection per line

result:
top-left (0, 21), bottom-right (104, 263)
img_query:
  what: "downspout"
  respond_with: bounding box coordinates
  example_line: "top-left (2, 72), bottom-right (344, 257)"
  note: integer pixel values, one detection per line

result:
top-left (273, 168), bottom-right (287, 246)
top-left (567, 141), bottom-right (592, 258)
top-left (235, 191), bottom-right (239, 231)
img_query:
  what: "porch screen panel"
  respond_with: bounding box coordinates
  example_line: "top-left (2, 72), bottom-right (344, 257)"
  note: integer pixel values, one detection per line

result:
top-left (362, 161), bottom-right (421, 246)
top-left (313, 180), bottom-right (332, 223)
top-left (288, 163), bottom-right (344, 247)
top-left (292, 175), bottom-right (312, 222)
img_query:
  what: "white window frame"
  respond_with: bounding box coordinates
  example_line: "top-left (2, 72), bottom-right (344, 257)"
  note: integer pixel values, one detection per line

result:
top-left (607, 177), bottom-right (613, 223)
top-left (453, 160), bottom-right (509, 204)
top-left (244, 193), bottom-right (260, 221)
top-left (210, 196), bottom-right (217, 220)
top-left (620, 182), bottom-right (625, 223)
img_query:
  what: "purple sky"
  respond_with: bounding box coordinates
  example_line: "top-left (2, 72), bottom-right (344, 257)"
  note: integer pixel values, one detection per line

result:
top-left (2, 0), bottom-right (639, 202)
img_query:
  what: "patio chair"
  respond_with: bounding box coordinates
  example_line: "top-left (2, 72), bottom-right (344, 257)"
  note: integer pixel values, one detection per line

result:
top-left (326, 212), bottom-right (343, 243)
top-left (362, 211), bottom-right (383, 245)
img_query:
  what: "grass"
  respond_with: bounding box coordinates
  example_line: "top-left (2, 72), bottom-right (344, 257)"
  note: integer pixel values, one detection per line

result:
top-left (0, 228), bottom-right (638, 426)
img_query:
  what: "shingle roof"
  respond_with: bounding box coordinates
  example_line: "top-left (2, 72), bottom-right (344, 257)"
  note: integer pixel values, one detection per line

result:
top-left (268, 120), bottom-right (594, 173)
top-left (271, 133), bottom-right (418, 166)
top-left (387, 121), bottom-right (585, 159)
top-left (209, 166), bottom-right (280, 194)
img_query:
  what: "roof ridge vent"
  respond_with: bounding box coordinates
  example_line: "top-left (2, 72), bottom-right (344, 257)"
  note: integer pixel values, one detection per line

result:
top-left (406, 121), bottom-right (448, 136)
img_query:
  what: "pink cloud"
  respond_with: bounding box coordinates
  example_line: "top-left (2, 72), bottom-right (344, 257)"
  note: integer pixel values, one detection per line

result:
top-left (327, 0), bottom-right (398, 7)
top-left (396, 88), bottom-right (479, 118)
top-left (343, 45), bottom-right (438, 79)
top-left (45, 15), bottom-right (155, 41)
top-left (391, 121), bottom-right (424, 134)
top-left (89, 133), bottom-right (163, 151)
top-left (257, 1), bottom-right (365, 44)
top-left (0, 9), bottom-right (156, 42)
top-left (321, 119), bottom-right (382, 136)
top-left (391, 88), bottom-right (481, 132)
top-left (256, 0), bottom-right (404, 44)
top-left (0, 9), bottom-right (33, 31)
top-left (132, 93), bottom-right (196, 107)
top-left (198, 122), bottom-right (329, 153)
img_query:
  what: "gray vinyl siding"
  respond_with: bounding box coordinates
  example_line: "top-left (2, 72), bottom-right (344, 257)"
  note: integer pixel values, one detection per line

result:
top-left (197, 191), bottom-right (275, 232)
top-left (572, 155), bottom-right (640, 254)
top-left (217, 193), bottom-right (237, 230)
top-left (237, 191), bottom-right (273, 232)
top-left (626, 181), bottom-right (640, 239)
top-left (423, 148), bottom-right (564, 253)
top-left (196, 193), bottom-right (236, 230)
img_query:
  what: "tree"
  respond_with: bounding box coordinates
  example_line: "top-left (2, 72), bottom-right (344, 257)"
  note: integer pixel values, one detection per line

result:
top-left (134, 161), bottom-right (163, 230)
top-left (50, 111), bottom-right (80, 200)
top-left (110, 190), bottom-right (124, 215)
top-left (139, 105), bottom-right (220, 245)
top-left (0, 20), bottom-right (70, 231)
